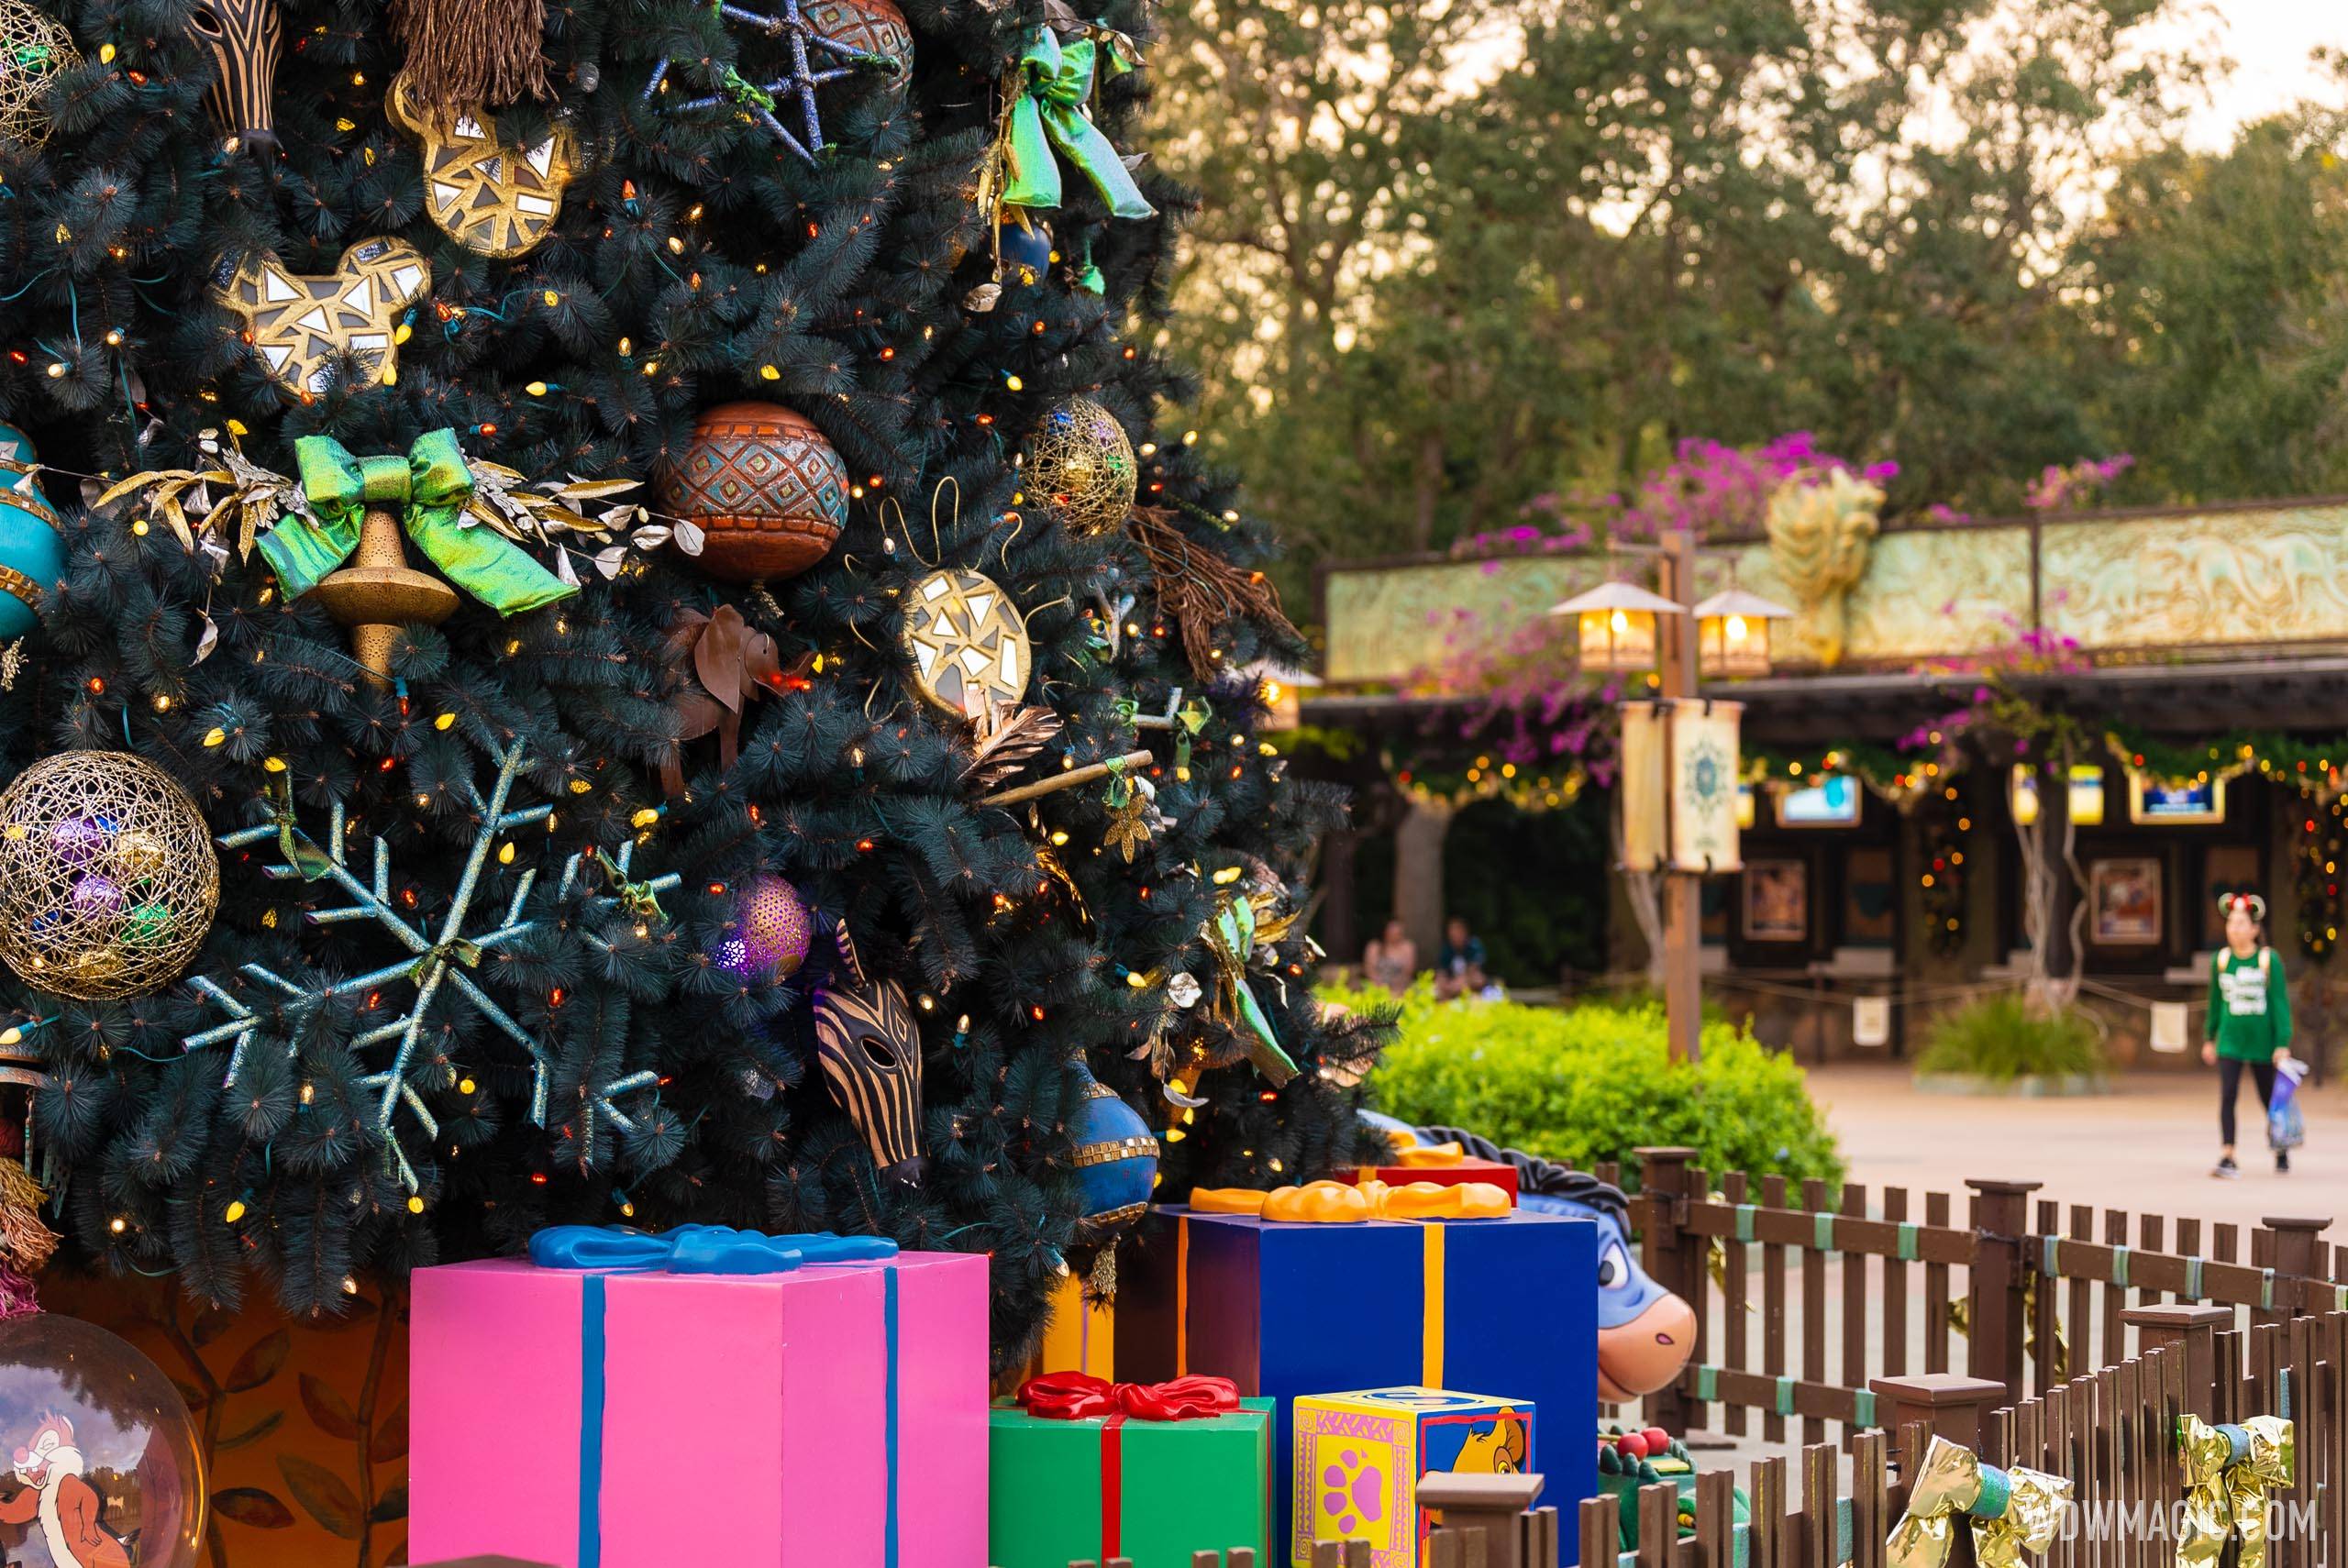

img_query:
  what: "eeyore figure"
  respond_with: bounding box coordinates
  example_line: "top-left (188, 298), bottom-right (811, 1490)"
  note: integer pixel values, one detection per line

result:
top-left (1362, 1111), bottom-right (1697, 1403)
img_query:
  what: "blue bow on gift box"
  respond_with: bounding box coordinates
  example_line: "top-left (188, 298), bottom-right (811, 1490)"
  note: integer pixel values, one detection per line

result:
top-left (529, 1222), bottom-right (897, 1274)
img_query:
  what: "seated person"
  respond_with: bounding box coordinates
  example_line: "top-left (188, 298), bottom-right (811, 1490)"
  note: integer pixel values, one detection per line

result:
top-left (1360, 919), bottom-right (1416, 994)
top-left (1434, 916), bottom-right (1488, 999)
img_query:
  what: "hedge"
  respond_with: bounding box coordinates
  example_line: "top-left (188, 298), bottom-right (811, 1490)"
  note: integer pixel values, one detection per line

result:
top-left (1335, 980), bottom-right (1844, 1191)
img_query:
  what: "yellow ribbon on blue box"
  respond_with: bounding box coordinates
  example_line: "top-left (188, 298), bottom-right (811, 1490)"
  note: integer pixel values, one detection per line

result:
top-left (1182, 1180), bottom-right (1508, 1388)
top-left (2177, 1413), bottom-right (2293, 1568)
top-left (1887, 1435), bottom-right (2071, 1568)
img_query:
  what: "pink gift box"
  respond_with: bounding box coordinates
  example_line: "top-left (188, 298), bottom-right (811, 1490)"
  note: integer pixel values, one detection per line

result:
top-left (410, 1245), bottom-right (988, 1568)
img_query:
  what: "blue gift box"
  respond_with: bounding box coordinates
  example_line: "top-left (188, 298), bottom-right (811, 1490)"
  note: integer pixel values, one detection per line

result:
top-left (1121, 1204), bottom-right (1597, 1561)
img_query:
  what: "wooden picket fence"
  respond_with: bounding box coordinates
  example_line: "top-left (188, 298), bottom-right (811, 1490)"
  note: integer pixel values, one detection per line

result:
top-left (1581, 1305), bottom-right (2345, 1568)
top-left (1618, 1147), bottom-right (2346, 1446)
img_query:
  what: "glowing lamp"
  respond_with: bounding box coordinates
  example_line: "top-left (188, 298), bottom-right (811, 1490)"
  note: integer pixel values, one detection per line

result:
top-left (1691, 589), bottom-right (1794, 679)
top-left (1548, 580), bottom-right (1681, 675)
top-left (1243, 659), bottom-right (1321, 730)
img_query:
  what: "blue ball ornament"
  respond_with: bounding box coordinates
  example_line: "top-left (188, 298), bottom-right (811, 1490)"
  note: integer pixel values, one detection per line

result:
top-left (998, 218), bottom-right (1054, 283)
top-left (1069, 1057), bottom-right (1159, 1240)
top-left (0, 425), bottom-right (62, 641)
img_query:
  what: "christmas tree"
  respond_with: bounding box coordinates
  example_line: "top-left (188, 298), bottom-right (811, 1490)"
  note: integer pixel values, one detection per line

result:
top-left (0, 0), bottom-right (1383, 1355)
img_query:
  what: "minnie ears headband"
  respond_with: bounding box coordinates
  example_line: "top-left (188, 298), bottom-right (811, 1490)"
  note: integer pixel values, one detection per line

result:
top-left (2219, 892), bottom-right (2268, 922)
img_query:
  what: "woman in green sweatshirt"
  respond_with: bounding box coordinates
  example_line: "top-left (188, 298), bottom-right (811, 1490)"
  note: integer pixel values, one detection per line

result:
top-left (2202, 892), bottom-right (2292, 1178)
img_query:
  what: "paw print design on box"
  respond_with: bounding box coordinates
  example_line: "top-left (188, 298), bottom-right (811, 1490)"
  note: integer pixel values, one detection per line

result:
top-left (1319, 1443), bottom-right (1389, 1538)
top-left (1290, 1386), bottom-right (1534, 1568)
top-left (213, 237), bottom-right (431, 397)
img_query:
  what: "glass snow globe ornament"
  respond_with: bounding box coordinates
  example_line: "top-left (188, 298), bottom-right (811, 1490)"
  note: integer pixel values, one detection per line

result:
top-left (0, 1313), bottom-right (204, 1566)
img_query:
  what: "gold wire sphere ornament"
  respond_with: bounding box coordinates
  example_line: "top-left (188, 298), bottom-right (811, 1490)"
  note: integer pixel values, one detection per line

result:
top-left (0, 2), bottom-right (83, 150)
top-left (0, 752), bottom-right (220, 1001)
top-left (1022, 397), bottom-right (1137, 537)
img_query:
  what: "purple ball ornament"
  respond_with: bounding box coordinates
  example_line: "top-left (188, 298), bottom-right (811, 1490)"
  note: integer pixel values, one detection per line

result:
top-left (70, 874), bottom-right (126, 917)
top-left (49, 814), bottom-right (115, 868)
top-left (714, 876), bottom-right (814, 984)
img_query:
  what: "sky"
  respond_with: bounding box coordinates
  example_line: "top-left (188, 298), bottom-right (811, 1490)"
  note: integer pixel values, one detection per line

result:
top-left (2170, 2), bottom-right (2348, 147)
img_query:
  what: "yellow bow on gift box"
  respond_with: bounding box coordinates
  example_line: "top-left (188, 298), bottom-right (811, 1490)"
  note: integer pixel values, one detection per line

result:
top-left (2177, 1414), bottom-right (2293, 1568)
top-left (1887, 1436), bottom-right (2072, 1568)
top-left (1189, 1178), bottom-right (1511, 1222)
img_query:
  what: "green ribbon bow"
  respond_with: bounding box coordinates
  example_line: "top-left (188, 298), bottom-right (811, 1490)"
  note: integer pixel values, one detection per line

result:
top-left (1204, 892), bottom-right (1300, 1084)
top-left (261, 430), bottom-right (576, 616)
top-left (263, 768), bottom-right (338, 884)
top-left (1001, 28), bottom-right (1156, 221)
top-left (592, 848), bottom-right (670, 922)
top-left (408, 935), bottom-right (484, 984)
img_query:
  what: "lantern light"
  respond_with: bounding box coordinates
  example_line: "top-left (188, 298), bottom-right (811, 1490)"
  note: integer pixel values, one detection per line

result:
top-left (1690, 588), bottom-right (1795, 679)
top-left (1242, 660), bottom-right (1322, 731)
top-left (1548, 580), bottom-right (1683, 675)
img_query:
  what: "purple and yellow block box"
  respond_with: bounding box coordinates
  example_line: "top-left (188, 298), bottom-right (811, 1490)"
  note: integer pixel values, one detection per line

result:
top-left (1120, 1194), bottom-right (1597, 1560)
top-left (1293, 1387), bottom-right (1535, 1568)
top-left (409, 1227), bottom-right (989, 1568)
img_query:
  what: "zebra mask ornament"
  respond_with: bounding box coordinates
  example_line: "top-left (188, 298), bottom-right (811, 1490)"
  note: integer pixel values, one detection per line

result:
top-left (812, 920), bottom-right (927, 1186)
top-left (189, 0), bottom-right (282, 152)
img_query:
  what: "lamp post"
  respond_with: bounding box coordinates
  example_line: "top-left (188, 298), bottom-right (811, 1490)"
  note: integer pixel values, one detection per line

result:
top-left (1553, 536), bottom-right (1790, 1063)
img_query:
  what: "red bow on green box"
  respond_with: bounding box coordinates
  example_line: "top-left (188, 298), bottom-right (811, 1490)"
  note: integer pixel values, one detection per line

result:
top-left (1016, 1371), bottom-right (1240, 1422)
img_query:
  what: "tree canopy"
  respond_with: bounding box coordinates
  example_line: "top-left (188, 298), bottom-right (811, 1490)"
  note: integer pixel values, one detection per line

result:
top-left (1153, 0), bottom-right (2348, 595)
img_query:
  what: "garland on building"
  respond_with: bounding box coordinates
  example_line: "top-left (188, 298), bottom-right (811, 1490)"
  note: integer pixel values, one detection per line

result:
top-left (1916, 782), bottom-right (1971, 956)
top-left (2291, 792), bottom-right (2346, 962)
top-left (1741, 741), bottom-right (1965, 813)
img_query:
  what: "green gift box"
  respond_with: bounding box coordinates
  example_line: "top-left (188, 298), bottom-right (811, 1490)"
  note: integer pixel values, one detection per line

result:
top-left (989, 1393), bottom-right (1272, 1568)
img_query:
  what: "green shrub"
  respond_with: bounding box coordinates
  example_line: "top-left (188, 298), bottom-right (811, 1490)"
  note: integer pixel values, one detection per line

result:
top-left (1334, 980), bottom-right (1844, 1190)
top-left (1915, 996), bottom-right (2105, 1081)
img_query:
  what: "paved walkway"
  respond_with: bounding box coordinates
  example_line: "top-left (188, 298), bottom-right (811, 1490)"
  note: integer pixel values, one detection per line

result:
top-left (1646, 1064), bottom-right (2344, 1477)
top-left (1811, 1062), bottom-right (2342, 1231)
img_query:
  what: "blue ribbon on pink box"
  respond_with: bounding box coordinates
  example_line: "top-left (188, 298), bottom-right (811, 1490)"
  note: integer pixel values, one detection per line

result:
top-left (528, 1224), bottom-right (905, 1568)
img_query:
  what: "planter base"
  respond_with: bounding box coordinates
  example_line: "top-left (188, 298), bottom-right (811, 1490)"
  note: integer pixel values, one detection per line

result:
top-left (1913, 1071), bottom-right (2109, 1098)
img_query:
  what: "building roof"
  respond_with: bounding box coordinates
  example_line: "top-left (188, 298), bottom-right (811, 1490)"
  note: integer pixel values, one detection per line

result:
top-left (1303, 656), bottom-right (2348, 745)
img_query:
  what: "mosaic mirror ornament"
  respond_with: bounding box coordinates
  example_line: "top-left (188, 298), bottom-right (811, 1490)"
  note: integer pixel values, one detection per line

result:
top-left (212, 237), bottom-right (430, 397)
top-left (901, 567), bottom-right (1030, 718)
top-left (391, 80), bottom-right (578, 259)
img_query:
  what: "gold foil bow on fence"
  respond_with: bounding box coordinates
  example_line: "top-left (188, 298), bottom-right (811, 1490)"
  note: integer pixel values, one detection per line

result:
top-left (2177, 1414), bottom-right (2293, 1568)
top-left (1189, 1177), bottom-right (1511, 1222)
top-left (1887, 1435), bottom-right (2072, 1568)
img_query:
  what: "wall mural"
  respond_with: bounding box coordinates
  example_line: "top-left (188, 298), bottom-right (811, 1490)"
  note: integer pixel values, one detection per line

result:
top-left (1319, 500), bottom-right (2344, 688)
top-left (2041, 506), bottom-right (2348, 651)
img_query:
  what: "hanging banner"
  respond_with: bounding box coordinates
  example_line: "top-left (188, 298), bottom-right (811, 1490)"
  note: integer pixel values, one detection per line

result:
top-left (1667, 699), bottom-right (1744, 874)
top-left (2149, 1001), bottom-right (2189, 1055)
top-left (1619, 701), bottom-right (1667, 872)
top-left (1852, 995), bottom-right (1891, 1048)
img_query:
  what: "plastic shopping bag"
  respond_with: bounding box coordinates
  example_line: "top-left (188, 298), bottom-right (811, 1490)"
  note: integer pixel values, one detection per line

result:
top-left (2268, 1056), bottom-right (2309, 1152)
